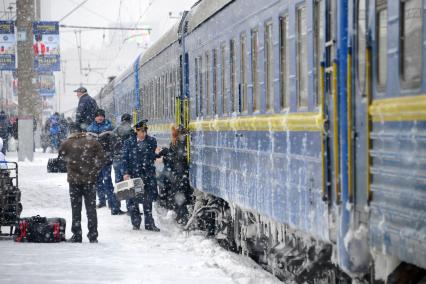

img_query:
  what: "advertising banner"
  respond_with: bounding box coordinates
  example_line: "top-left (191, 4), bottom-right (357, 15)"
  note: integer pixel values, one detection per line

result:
top-left (0, 21), bottom-right (16, 70)
top-left (37, 72), bottom-right (55, 97)
top-left (33, 21), bottom-right (60, 72)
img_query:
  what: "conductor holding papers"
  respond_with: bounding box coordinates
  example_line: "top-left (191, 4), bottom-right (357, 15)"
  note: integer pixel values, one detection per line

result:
top-left (122, 120), bottom-right (160, 231)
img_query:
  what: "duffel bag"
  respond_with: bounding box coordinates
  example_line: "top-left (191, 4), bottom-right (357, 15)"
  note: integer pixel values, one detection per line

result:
top-left (14, 215), bottom-right (66, 242)
top-left (47, 157), bottom-right (67, 173)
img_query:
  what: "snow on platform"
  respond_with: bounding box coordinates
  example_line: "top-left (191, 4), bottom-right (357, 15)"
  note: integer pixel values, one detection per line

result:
top-left (0, 152), bottom-right (280, 284)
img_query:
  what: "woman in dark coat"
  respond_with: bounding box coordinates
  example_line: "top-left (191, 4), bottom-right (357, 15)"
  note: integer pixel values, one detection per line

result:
top-left (158, 125), bottom-right (192, 224)
top-left (122, 120), bottom-right (160, 231)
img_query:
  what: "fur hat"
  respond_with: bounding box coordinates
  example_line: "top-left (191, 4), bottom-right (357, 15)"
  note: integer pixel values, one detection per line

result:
top-left (95, 109), bottom-right (105, 118)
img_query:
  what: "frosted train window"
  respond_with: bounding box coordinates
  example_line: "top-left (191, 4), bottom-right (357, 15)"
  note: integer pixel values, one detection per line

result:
top-left (230, 39), bottom-right (237, 113)
top-left (213, 49), bottom-right (218, 114)
top-left (280, 15), bottom-right (289, 110)
top-left (221, 44), bottom-right (226, 115)
top-left (199, 57), bottom-right (203, 116)
top-left (195, 58), bottom-right (199, 117)
top-left (400, 0), bottom-right (423, 87)
top-left (265, 21), bottom-right (274, 112)
top-left (357, 0), bottom-right (367, 93)
top-left (205, 52), bottom-right (211, 116)
top-left (161, 75), bottom-right (165, 118)
top-left (157, 78), bottom-right (160, 118)
top-left (297, 5), bottom-right (308, 108)
top-left (240, 33), bottom-right (248, 112)
top-left (315, 0), bottom-right (324, 106)
top-left (376, 2), bottom-right (387, 90)
top-left (251, 28), bottom-right (259, 111)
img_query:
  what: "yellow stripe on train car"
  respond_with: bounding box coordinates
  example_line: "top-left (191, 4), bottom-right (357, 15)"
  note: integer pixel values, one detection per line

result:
top-left (370, 95), bottom-right (426, 122)
top-left (149, 123), bottom-right (175, 133)
top-left (188, 112), bottom-right (324, 132)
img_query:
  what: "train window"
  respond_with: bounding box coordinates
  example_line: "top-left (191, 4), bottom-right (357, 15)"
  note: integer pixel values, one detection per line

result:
top-left (157, 77), bottom-right (160, 118)
top-left (376, 1), bottom-right (387, 90)
top-left (205, 52), bottom-right (211, 116)
top-left (265, 21), bottom-right (274, 112)
top-left (315, 0), bottom-right (324, 106)
top-left (357, 0), bottom-right (367, 93)
top-left (297, 6), bottom-right (308, 108)
top-left (213, 49), bottom-right (218, 114)
top-left (400, 0), bottom-right (423, 87)
top-left (240, 33), bottom-right (248, 112)
top-left (195, 58), bottom-right (199, 117)
top-left (199, 56), bottom-right (203, 116)
top-left (162, 75), bottom-right (165, 118)
top-left (221, 44), bottom-right (226, 115)
top-left (251, 28), bottom-right (259, 112)
top-left (280, 15), bottom-right (289, 110)
top-left (230, 39), bottom-right (237, 113)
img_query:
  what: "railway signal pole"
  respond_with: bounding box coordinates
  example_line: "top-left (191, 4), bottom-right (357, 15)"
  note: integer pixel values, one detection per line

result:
top-left (17, 0), bottom-right (38, 161)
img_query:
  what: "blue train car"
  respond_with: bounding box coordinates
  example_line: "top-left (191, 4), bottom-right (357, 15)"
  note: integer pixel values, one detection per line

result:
top-left (95, 0), bottom-right (426, 282)
top-left (138, 23), bottom-right (181, 147)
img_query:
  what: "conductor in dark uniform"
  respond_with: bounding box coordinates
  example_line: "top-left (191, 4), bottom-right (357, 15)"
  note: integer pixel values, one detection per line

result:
top-left (122, 120), bottom-right (160, 231)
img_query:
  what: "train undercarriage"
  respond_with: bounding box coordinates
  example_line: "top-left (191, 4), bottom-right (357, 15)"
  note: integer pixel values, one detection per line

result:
top-left (183, 189), bottom-right (426, 284)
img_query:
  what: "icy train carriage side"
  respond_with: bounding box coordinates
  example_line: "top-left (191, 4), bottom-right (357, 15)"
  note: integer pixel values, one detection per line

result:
top-left (95, 0), bottom-right (426, 282)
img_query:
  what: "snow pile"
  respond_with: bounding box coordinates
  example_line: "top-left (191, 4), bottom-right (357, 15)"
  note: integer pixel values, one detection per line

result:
top-left (0, 152), bottom-right (280, 284)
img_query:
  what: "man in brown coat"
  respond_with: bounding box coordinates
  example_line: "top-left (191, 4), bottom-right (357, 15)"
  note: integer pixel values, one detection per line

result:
top-left (59, 122), bottom-right (105, 243)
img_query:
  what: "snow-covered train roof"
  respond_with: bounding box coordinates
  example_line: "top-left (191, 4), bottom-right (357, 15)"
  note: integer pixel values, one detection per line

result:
top-left (138, 0), bottom-right (234, 67)
top-left (186, 0), bottom-right (233, 32)
top-left (139, 22), bottom-right (180, 66)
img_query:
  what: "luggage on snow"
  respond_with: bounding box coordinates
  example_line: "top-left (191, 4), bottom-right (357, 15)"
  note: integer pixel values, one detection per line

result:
top-left (14, 215), bottom-right (66, 242)
top-left (47, 157), bottom-right (67, 173)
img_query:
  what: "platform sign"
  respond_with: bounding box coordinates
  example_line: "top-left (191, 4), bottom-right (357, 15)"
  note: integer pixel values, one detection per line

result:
top-left (33, 21), bottom-right (60, 72)
top-left (37, 72), bottom-right (55, 97)
top-left (0, 21), bottom-right (16, 70)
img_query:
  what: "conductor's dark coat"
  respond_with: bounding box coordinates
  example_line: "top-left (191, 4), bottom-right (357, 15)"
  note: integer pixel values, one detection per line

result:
top-left (122, 133), bottom-right (158, 202)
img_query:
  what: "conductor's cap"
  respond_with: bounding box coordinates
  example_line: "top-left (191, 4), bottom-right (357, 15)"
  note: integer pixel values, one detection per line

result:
top-left (134, 119), bottom-right (148, 129)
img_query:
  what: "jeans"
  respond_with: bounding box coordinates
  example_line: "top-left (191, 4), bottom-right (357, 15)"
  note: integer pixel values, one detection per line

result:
top-left (69, 183), bottom-right (98, 240)
top-left (96, 164), bottom-right (120, 213)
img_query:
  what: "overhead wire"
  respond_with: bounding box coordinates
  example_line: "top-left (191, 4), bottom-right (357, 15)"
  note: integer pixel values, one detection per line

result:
top-left (93, 0), bottom-right (157, 87)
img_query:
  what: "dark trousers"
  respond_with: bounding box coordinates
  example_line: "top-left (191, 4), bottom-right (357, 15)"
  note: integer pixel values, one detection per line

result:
top-left (69, 183), bottom-right (98, 240)
top-left (127, 197), bottom-right (154, 228)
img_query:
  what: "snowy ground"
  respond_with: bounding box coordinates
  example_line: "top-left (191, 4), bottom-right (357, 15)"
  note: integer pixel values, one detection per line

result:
top-left (0, 152), bottom-right (280, 284)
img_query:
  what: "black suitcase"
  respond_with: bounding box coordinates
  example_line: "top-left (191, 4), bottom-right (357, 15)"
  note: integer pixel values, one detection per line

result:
top-left (47, 157), bottom-right (67, 173)
top-left (14, 215), bottom-right (66, 242)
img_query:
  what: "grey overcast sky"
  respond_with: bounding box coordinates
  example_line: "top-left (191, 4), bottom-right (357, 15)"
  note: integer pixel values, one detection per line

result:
top-left (51, 0), bottom-right (197, 50)
top-left (46, 0), bottom-right (197, 113)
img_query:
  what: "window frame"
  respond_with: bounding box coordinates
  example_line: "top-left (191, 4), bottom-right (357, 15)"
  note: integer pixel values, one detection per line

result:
top-left (251, 28), bottom-right (259, 112)
top-left (399, 0), bottom-right (423, 89)
top-left (264, 20), bottom-right (274, 112)
top-left (296, 4), bottom-right (309, 109)
top-left (376, 0), bottom-right (388, 92)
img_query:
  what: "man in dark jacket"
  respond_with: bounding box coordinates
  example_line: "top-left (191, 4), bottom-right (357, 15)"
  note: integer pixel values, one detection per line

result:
top-left (74, 87), bottom-right (98, 131)
top-left (112, 113), bottom-right (133, 211)
top-left (58, 122), bottom-right (105, 243)
top-left (87, 109), bottom-right (123, 215)
top-left (122, 120), bottom-right (160, 231)
top-left (0, 111), bottom-right (10, 154)
top-left (112, 113), bottom-right (133, 183)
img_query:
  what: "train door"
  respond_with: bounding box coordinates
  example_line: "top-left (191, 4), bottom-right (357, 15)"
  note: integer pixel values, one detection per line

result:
top-left (352, 0), bottom-right (370, 223)
top-left (323, 0), bottom-right (338, 209)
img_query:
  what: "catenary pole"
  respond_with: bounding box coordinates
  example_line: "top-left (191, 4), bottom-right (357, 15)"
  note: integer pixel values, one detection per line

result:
top-left (17, 0), bottom-right (38, 161)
